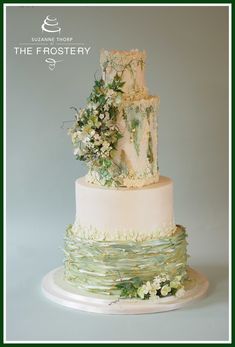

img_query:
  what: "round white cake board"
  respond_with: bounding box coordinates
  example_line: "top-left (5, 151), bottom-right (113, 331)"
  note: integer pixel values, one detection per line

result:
top-left (41, 267), bottom-right (209, 314)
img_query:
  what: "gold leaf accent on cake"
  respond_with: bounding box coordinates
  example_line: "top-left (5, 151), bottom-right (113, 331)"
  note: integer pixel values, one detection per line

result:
top-left (120, 149), bottom-right (133, 173)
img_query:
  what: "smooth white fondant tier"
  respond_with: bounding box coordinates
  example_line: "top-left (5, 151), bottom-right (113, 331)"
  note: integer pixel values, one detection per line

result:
top-left (75, 176), bottom-right (175, 239)
top-left (100, 49), bottom-right (147, 97)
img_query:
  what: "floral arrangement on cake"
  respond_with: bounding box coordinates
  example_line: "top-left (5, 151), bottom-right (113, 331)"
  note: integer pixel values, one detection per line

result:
top-left (68, 75), bottom-right (124, 186)
top-left (116, 273), bottom-right (186, 300)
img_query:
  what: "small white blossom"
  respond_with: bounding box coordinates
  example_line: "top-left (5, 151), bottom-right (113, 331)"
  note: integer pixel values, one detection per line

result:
top-left (175, 287), bottom-right (185, 298)
top-left (87, 102), bottom-right (98, 110)
top-left (99, 114), bottom-right (105, 120)
top-left (142, 281), bottom-right (152, 294)
top-left (87, 141), bottom-right (94, 147)
top-left (106, 89), bottom-right (114, 98)
top-left (153, 275), bottom-right (162, 286)
top-left (152, 280), bottom-right (161, 290)
top-left (137, 286), bottom-right (146, 299)
top-left (160, 273), bottom-right (170, 282)
top-left (101, 141), bottom-right (110, 152)
top-left (92, 103), bottom-right (99, 110)
top-left (161, 284), bottom-right (171, 297)
top-left (94, 133), bottom-right (100, 140)
top-left (73, 147), bottom-right (81, 156)
top-left (114, 94), bottom-right (122, 105)
top-left (106, 98), bottom-right (112, 106)
top-left (83, 136), bottom-right (90, 143)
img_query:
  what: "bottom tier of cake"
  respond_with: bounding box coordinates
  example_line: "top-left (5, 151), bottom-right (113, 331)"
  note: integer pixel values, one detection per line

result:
top-left (63, 225), bottom-right (188, 300)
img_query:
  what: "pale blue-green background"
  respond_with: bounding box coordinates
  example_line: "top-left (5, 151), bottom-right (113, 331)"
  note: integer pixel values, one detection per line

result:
top-left (6, 5), bottom-right (229, 342)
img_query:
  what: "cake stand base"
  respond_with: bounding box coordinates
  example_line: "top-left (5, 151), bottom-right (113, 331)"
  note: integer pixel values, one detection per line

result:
top-left (41, 267), bottom-right (209, 314)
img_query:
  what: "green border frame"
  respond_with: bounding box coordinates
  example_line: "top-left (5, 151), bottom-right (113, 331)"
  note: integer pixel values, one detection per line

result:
top-left (2, 1), bottom-right (232, 345)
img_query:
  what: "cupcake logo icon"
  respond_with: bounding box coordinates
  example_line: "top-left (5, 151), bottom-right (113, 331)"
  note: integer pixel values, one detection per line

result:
top-left (41, 15), bottom-right (61, 34)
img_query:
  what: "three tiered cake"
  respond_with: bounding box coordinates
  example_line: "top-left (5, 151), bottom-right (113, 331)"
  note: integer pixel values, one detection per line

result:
top-left (42, 49), bottom-right (208, 314)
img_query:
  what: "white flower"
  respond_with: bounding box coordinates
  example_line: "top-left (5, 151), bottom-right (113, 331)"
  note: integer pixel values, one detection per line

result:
top-left (153, 275), bottom-right (162, 287)
top-left (106, 89), bottom-right (114, 98)
top-left (160, 273), bottom-right (170, 283)
top-left (87, 103), bottom-right (93, 110)
top-left (87, 102), bottom-right (98, 110)
top-left (73, 147), bottom-right (81, 156)
top-left (92, 103), bottom-right (99, 110)
top-left (101, 141), bottom-right (110, 152)
top-left (137, 286), bottom-right (146, 299)
top-left (175, 287), bottom-right (185, 298)
top-left (143, 281), bottom-right (152, 294)
top-left (99, 114), bottom-right (105, 120)
top-left (161, 285), bottom-right (171, 297)
top-left (87, 142), bottom-right (94, 148)
top-left (83, 136), bottom-right (90, 143)
top-left (94, 133), bottom-right (100, 140)
top-left (103, 104), bottom-right (109, 111)
top-left (114, 94), bottom-right (122, 105)
top-left (137, 281), bottom-right (153, 298)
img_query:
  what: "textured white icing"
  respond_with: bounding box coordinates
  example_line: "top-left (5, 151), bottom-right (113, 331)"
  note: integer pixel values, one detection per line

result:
top-left (75, 176), bottom-right (175, 239)
top-left (71, 222), bottom-right (176, 242)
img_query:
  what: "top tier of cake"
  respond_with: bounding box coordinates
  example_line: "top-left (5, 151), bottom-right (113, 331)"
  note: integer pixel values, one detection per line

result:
top-left (100, 49), bottom-right (148, 98)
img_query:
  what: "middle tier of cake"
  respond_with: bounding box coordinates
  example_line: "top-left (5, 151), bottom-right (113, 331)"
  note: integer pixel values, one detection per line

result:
top-left (86, 95), bottom-right (160, 188)
top-left (74, 176), bottom-right (175, 241)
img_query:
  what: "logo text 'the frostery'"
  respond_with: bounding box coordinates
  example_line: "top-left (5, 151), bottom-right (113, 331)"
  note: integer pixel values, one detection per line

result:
top-left (13, 15), bottom-right (92, 70)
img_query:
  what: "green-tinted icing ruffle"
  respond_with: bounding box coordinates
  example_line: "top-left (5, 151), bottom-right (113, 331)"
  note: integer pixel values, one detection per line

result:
top-left (64, 225), bottom-right (188, 296)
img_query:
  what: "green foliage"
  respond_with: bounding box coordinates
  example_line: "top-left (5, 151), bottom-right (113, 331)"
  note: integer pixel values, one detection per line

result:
top-left (116, 277), bottom-right (143, 298)
top-left (68, 74), bottom-right (125, 186)
top-left (146, 105), bottom-right (154, 124)
top-left (147, 132), bottom-right (154, 164)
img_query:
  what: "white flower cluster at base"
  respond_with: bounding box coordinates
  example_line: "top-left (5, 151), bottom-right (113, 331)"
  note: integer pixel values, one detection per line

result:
top-left (137, 273), bottom-right (186, 300)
